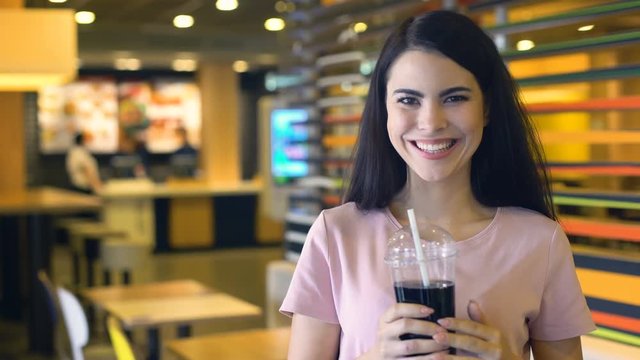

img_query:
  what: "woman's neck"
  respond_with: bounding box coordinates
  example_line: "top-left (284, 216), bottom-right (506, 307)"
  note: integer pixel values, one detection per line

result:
top-left (390, 171), bottom-right (495, 239)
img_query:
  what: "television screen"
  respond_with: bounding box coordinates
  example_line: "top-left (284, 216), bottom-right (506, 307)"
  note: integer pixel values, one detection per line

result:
top-left (270, 108), bottom-right (311, 185)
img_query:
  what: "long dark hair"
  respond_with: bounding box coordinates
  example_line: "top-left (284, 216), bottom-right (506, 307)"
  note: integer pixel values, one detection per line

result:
top-left (343, 10), bottom-right (556, 220)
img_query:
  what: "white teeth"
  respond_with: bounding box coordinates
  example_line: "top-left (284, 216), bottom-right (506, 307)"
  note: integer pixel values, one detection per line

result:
top-left (415, 140), bottom-right (455, 153)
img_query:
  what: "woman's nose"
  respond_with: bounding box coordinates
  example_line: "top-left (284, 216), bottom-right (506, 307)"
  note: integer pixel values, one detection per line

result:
top-left (417, 103), bottom-right (447, 132)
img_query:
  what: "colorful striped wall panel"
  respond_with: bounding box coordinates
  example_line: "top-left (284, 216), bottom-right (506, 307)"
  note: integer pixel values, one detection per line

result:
top-left (573, 250), bottom-right (640, 347)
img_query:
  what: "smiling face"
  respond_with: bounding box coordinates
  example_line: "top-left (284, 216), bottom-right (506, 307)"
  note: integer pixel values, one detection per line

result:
top-left (385, 49), bottom-right (486, 184)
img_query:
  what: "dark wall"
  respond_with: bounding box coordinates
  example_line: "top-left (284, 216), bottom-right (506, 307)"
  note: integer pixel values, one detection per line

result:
top-left (239, 69), bottom-right (274, 180)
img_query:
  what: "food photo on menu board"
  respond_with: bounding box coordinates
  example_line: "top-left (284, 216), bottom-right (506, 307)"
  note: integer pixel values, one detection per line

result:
top-left (38, 77), bottom-right (202, 155)
top-left (144, 80), bottom-right (201, 153)
top-left (38, 77), bottom-right (119, 153)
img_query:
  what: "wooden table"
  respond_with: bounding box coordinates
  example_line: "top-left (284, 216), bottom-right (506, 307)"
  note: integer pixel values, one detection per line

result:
top-left (81, 279), bottom-right (213, 307)
top-left (103, 293), bottom-right (262, 360)
top-left (167, 327), bottom-right (290, 360)
top-left (0, 187), bottom-right (102, 355)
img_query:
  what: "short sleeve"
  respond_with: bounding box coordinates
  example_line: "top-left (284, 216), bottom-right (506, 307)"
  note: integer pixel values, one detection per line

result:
top-left (529, 224), bottom-right (596, 340)
top-left (280, 212), bottom-right (339, 324)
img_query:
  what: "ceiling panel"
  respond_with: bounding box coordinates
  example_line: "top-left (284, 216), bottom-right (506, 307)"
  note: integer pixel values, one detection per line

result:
top-left (25, 0), bottom-right (285, 69)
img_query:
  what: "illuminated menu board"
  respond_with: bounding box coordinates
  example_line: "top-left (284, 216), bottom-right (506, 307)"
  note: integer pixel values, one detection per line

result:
top-left (38, 77), bottom-right (201, 154)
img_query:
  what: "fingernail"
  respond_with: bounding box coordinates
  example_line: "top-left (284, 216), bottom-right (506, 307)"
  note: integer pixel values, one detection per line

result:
top-left (437, 319), bottom-right (450, 327)
top-left (420, 306), bottom-right (433, 314)
top-left (433, 332), bottom-right (447, 343)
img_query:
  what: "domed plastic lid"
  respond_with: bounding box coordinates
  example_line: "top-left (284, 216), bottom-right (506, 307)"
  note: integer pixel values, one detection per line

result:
top-left (384, 221), bottom-right (456, 268)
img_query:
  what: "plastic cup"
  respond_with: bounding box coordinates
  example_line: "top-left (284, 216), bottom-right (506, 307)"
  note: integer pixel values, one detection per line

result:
top-left (385, 221), bottom-right (456, 341)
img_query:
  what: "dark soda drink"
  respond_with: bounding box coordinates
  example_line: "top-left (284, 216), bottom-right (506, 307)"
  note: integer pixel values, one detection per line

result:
top-left (394, 279), bottom-right (455, 354)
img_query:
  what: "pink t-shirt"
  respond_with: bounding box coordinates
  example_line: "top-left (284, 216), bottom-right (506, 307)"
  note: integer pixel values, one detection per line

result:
top-left (280, 203), bottom-right (595, 359)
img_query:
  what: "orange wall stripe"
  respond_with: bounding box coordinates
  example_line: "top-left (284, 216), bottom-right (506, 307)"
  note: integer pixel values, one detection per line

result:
top-left (540, 131), bottom-right (640, 144)
top-left (550, 166), bottom-right (640, 176)
top-left (560, 216), bottom-right (640, 243)
top-left (528, 96), bottom-right (640, 112)
top-left (591, 310), bottom-right (640, 334)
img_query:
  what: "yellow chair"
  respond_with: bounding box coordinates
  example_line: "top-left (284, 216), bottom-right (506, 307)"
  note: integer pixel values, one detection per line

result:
top-left (106, 316), bottom-right (136, 360)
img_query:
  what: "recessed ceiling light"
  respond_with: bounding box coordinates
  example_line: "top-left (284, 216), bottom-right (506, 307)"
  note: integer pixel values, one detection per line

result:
top-left (516, 39), bottom-right (535, 51)
top-left (75, 11), bottom-right (95, 25)
top-left (578, 24), bottom-right (595, 32)
top-left (172, 59), bottom-right (198, 72)
top-left (264, 18), bottom-right (285, 32)
top-left (232, 60), bottom-right (249, 73)
top-left (49, 0), bottom-right (67, 3)
top-left (275, 1), bottom-right (288, 13)
top-left (216, 0), bottom-right (238, 11)
top-left (353, 22), bottom-right (367, 33)
top-left (173, 15), bottom-right (194, 28)
top-left (114, 58), bottom-right (141, 71)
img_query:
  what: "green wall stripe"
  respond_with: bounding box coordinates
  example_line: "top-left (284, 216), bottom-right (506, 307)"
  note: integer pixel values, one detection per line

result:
top-left (591, 327), bottom-right (640, 347)
top-left (553, 196), bottom-right (640, 210)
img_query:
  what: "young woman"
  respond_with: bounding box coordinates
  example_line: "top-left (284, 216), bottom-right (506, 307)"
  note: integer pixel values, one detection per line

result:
top-left (281, 10), bottom-right (595, 359)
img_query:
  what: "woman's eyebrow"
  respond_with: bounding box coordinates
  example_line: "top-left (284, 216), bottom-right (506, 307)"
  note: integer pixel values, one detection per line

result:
top-left (392, 86), bottom-right (472, 98)
top-left (392, 88), bottom-right (423, 97)
top-left (439, 86), bottom-right (472, 97)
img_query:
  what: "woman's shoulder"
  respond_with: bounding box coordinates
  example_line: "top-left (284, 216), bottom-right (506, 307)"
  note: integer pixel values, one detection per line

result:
top-left (498, 206), bottom-right (559, 231)
top-left (321, 202), bottom-right (388, 223)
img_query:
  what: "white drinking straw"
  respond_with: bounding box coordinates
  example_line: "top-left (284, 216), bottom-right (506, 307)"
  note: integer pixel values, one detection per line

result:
top-left (407, 208), bottom-right (430, 287)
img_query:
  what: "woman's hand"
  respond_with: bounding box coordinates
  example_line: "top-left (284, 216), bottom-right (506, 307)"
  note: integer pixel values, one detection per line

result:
top-left (359, 303), bottom-right (450, 359)
top-left (431, 301), bottom-right (519, 360)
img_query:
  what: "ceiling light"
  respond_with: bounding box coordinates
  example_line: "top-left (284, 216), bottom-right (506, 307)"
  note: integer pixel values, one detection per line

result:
top-left (578, 24), bottom-right (595, 32)
top-left (353, 22), bottom-right (367, 33)
top-left (114, 58), bottom-right (141, 71)
top-left (274, 1), bottom-right (286, 13)
top-left (172, 59), bottom-right (198, 72)
top-left (232, 60), bottom-right (249, 73)
top-left (516, 39), bottom-right (535, 51)
top-left (75, 11), bottom-right (95, 25)
top-left (275, 1), bottom-right (288, 13)
top-left (173, 15), bottom-right (194, 28)
top-left (49, 0), bottom-right (67, 3)
top-left (264, 18), bottom-right (285, 32)
top-left (216, 0), bottom-right (238, 11)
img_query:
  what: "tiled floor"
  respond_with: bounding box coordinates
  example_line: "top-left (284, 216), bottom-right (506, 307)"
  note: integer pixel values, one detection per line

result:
top-left (0, 244), bottom-right (284, 360)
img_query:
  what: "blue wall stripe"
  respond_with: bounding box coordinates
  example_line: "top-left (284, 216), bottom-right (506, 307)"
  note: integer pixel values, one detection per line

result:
top-left (573, 253), bottom-right (640, 276)
top-left (586, 296), bottom-right (640, 319)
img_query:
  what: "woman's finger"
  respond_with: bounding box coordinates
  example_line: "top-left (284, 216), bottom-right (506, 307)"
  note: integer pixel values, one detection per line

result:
top-left (380, 317), bottom-right (447, 341)
top-left (433, 331), bottom-right (501, 360)
top-left (379, 338), bottom-right (449, 358)
top-left (380, 302), bottom-right (434, 323)
top-left (437, 317), bottom-right (500, 344)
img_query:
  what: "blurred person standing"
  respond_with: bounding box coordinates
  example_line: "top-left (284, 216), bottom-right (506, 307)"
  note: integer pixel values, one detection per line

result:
top-left (172, 127), bottom-right (197, 156)
top-left (66, 132), bottom-right (103, 194)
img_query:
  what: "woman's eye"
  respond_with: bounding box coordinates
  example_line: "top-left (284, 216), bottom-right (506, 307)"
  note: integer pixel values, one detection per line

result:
top-left (397, 97), bottom-right (419, 106)
top-left (443, 95), bottom-right (469, 103)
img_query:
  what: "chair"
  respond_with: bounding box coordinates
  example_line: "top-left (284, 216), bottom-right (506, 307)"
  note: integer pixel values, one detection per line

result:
top-left (57, 286), bottom-right (116, 360)
top-left (67, 222), bottom-right (128, 287)
top-left (265, 260), bottom-right (296, 328)
top-left (37, 270), bottom-right (73, 359)
top-left (100, 239), bottom-right (148, 286)
top-left (106, 316), bottom-right (136, 360)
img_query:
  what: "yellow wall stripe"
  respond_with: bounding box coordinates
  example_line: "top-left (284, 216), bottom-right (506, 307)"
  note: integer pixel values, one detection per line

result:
top-left (576, 268), bottom-right (640, 306)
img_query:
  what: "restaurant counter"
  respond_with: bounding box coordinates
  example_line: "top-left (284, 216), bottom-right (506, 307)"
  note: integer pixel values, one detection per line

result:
top-left (98, 178), bottom-right (274, 251)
